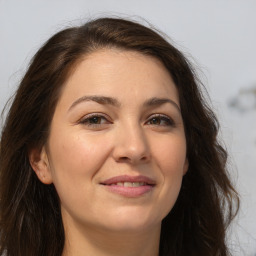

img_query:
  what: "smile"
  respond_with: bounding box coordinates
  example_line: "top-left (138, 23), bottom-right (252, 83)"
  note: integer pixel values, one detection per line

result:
top-left (100, 175), bottom-right (155, 197)
top-left (111, 182), bottom-right (147, 187)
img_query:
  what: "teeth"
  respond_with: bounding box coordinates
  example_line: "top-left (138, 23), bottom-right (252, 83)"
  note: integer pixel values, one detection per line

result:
top-left (124, 182), bottom-right (133, 187)
top-left (132, 182), bottom-right (144, 187)
top-left (115, 182), bottom-right (146, 187)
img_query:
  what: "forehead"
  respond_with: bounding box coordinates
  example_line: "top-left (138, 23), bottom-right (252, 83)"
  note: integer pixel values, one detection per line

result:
top-left (58, 49), bottom-right (179, 108)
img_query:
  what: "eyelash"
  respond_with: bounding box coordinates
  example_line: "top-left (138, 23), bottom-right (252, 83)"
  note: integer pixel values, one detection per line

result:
top-left (146, 114), bottom-right (175, 127)
top-left (79, 113), bottom-right (111, 127)
top-left (79, 113), bottom-right (175, 128)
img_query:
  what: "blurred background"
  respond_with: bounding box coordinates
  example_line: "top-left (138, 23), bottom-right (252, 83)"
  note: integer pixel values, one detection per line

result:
top-left (0, 0), bottom-right (255, 255)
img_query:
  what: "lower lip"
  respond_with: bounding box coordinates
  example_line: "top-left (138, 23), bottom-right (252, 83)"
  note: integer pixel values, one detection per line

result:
top-left (103, 184), bottom-right (154, 197)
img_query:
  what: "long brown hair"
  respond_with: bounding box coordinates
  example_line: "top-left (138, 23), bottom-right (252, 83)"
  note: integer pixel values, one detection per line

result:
top-left (0, 17), bottom-right (239, 256)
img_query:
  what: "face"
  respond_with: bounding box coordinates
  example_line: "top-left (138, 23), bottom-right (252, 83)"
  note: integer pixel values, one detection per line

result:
top-left (33, 49), bottom-right (188, 234)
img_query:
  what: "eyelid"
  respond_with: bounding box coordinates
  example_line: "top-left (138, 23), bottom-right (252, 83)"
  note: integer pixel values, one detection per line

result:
top-left (78, 112), bottom-right (176, 128)
top-left (145, 113), bottom-right (175, 126)
top-left (79, 113), bottom-right (112, 126)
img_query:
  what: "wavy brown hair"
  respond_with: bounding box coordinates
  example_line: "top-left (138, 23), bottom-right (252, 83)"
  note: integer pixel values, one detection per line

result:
top-left (0, 17), bottom-right (239, 256)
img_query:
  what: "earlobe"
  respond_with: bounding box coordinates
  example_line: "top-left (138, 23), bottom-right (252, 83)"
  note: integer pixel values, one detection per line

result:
top-left (183, 158), bottom-right (189, 175)
top-left (28, 146), bottom-right (53, 184)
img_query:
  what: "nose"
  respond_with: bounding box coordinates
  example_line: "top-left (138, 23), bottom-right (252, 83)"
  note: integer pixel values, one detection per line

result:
top-left (112, 123), bottom-right (151, 164)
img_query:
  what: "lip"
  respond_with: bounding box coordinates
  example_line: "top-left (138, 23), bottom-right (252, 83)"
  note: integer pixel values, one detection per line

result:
top-left (100, 175), bottom-right (156, 198)
top-left (101, 175), bottom-right (156, 185)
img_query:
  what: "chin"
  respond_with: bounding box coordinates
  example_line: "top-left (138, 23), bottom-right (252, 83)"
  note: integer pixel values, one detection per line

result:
top-left (98, 207), bottom-right (162, 233)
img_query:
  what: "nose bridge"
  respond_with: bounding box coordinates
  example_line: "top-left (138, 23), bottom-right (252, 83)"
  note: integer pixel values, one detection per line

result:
top-left (113, 118), bottom-right (150, 163)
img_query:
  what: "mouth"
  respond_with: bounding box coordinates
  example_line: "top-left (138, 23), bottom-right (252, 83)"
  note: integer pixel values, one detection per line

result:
top-left (100, 175), bottom-right (156, 186)
top-left (107, 181), bottom-right (149, 187)
top-left (100, 175), bottom-right (156, 197)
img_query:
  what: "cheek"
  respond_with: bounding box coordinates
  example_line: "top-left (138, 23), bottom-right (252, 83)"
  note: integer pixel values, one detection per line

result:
top-left (47, 130), bottom-right (113, 217)
top-left (48, 130), bottom-right (111, 186)
top-left (154, 135), bottom-right (187, 174)
top-left (153, 136), bottom-right (186, 214)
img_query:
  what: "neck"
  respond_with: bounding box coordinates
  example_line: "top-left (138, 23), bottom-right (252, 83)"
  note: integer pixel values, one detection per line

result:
top-left (62, 220), bottom-right (161, 256)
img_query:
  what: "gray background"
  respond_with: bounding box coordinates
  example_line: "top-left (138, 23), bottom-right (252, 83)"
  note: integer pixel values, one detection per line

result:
top-left (0, 0), bottom-right (255, 255)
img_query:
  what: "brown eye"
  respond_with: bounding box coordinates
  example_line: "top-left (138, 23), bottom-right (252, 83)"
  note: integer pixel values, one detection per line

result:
top-left (79, 114), bottom-right (111, 127)
top-left (88, 116), bottom-right (102, 124)
top-left (149, 117), bottom-right (161, 125)
top-left (147, 114), bottom-right (175, 127)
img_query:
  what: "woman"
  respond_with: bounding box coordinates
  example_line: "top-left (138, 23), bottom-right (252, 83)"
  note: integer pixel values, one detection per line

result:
top-left (0, 17), bottom-right (239, 256)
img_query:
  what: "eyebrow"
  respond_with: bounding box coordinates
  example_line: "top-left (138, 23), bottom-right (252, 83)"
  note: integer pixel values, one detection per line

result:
top-left (143, 97), bottom-right (181, 112)
top-left (68, 95), bottom-right (121, 111)
top-left (68, 95), bottom-right (180, 112)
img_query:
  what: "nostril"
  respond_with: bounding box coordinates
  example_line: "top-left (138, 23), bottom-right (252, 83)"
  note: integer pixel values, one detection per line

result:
top-left (113, 137), bottom-right (151, 163)
top-left (118, 156), bottom-right (130, 162)
top-left (117, 155), bottom-right (149, 163)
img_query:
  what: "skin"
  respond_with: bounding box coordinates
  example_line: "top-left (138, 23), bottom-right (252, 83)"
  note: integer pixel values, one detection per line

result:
top-left (30, 49), bottom-right (188, 256)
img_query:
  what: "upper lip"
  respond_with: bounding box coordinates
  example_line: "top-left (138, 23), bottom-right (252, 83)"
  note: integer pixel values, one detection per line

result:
top-left (100, 175), bottom-right (156, 185)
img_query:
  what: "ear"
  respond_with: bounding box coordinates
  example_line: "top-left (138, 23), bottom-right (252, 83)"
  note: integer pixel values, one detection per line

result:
top-left (28, 146), bottom-right (53, 184)
top-left (183, 158), bottom-right (189, 176)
